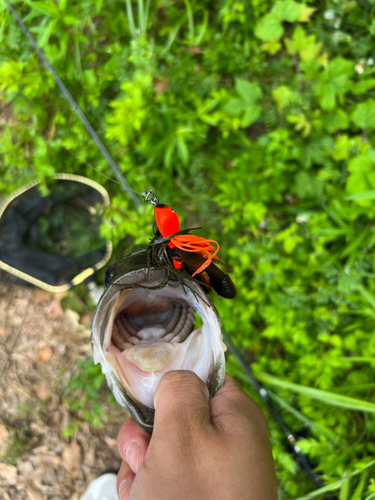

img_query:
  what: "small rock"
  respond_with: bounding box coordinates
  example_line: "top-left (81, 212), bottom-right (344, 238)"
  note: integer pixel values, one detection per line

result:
top-left (33, 290), bottom-right (51, 305)
top-left (80, 312), bottom-right (93, 329)
top-left (64, 310), bottom-right (80, 328)
top-left (104, 436), bottom-right (117, 449)
top-left (0, 488), bottom-right (11, 500)
top-left (52, 411), bottom-right (61, 425)
top-left (26, 485), bottom-right (43, 500)
top-left (84, 445), bottom-right (96, 468)
top-left (62, 440), bottom-right (82, 475)
top-left (36, 347), bottom-right (53, 363)
top-left (30, 422), bottom-right (45, 436)
top-left (0, 425), bottom-right (9, 449)
top-left (0, 325), bottom-right (12, 338)
top-left (17, 460), bottom-right (34, 477)
top-left (0, 462), bottom-right (17, 485)
top-left (49, 300), bottom-right (63, 319)
top-left (36, 383), bottom-right (51, 401)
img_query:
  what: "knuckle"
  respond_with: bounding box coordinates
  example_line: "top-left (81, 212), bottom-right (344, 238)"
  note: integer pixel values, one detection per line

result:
top-left (161, 369), bottom-right (199, 386)
top-left (157, 370), bottom-right (208, 400)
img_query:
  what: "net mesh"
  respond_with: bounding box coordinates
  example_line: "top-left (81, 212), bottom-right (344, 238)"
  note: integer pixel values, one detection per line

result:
top-left (0, 179), bottom-right (109, 287)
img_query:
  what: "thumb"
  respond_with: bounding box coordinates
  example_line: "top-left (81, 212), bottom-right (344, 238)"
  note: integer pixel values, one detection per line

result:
top-left (153, 370), bottom-right (210, 435)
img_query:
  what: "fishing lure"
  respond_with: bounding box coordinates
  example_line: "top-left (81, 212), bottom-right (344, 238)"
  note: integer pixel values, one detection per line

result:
top-left (142, 191), bottom-right (237, 299)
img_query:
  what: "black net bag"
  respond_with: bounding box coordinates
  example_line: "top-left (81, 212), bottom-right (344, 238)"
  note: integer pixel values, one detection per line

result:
top-left (0, 174), bottom-right (112, 292)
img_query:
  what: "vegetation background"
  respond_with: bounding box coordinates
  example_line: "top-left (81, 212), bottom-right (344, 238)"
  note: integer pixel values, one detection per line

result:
top-left (1, 0), bottom-right (375, 498)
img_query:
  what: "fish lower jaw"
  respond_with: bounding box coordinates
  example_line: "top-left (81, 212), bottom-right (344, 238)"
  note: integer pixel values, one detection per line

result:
top-left (110, 327), bottom-right (212, 409)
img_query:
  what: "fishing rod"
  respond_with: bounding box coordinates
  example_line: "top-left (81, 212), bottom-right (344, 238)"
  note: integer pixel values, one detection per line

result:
top-left (4, 3), bottom-right (334, 496)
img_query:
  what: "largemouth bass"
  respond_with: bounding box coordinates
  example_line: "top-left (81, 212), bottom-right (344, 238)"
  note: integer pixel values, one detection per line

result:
top-left (91, 252), bottom-right (227, 431)
top-left (91, 195), bottom-right (236, 431)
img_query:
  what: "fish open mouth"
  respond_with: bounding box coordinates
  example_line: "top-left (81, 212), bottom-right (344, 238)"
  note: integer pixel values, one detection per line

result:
top-left (92, 267), bottom-right (226, 428)
top-left (103, 284), bottom-right (218, 409)
top-left (112, 292), bottom-right (196, 350)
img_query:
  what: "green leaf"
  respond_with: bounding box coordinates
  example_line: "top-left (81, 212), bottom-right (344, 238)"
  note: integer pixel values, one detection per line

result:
top-left (345, 155), bottom-right (375, 206)
top-left (271, 0), bottom-right (302, 22)
top-left (125, 0), bottom-right (136, 38)
top-left (317, 81), bottom-right (337, 110)
top-left (266, 390), bottom-right (340, 442)
top-left (224, 80), bottom-right (262, 127)
top-left (272, 85), bottom-right (294, 111)
top-left (296, 462), bottom-right (375, 500)
top-left (351, 99), bottom-right (375, 129)
top-left (38, 19), bottom-right (57, 48)
top-left (235, 80), bottom-right (262, 103)
top-left (351, 79), bottom-right (375, 95)
top-left (350, 471), bottom-right (368, 500)
top-left (357, 285), bottom-right (375, 310)
top-left (257, 372), bottom-right (375, 412)
top-left (224, 98), bottom-right (246, 115)
top-left (288, 26), bottom-right (322, 62)
top-left (321, 109), bottom-right (349, 133)
top-left (316, 57), bottom-right (354, 110)
top-left (339, 477), bottom-right (350, 500)
top-left (242, 105), bottom-right (261, 127)
top-left (260, 41), bottom-right (282, 55)
top-left (24, 0), bottom-right (60, 18)
top-left (345, 190), bottom-right (375, 201)
top-left (297, 5), bottom-right (316, 22)
top-left (176, 135), bottom-right (189, 165)
top-left (164, 140), bottom-right (174, 169)
top-left (161, 14), bottom-right (186, 54)
top-left (255, 14), bottom-right (283, 42)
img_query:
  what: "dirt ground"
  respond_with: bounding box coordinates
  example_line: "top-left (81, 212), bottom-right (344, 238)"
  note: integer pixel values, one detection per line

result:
top-left (0, 283), bottom-right (126, 500)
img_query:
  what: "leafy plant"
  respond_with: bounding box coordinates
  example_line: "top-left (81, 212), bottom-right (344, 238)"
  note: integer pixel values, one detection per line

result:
top-left (62, 357), bottom-right (114, 437)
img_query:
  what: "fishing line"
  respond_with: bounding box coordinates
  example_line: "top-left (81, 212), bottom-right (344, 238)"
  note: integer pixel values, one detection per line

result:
top-left (3, 0), bottom-right (141, 207)
top-left (63, 147), bottom-right (125, 188)
top-left (5, 3), bottom-right (334, 495)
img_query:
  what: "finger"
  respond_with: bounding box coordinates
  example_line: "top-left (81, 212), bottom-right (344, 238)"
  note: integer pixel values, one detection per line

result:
top-left (117, 418), bottom-right (151, 473)
top-left (153, 370), bottom-right (210, 435)
top-left (116, 461), bottom-right (135, 500)
top-left (210, 374), bottom-right (268, 434)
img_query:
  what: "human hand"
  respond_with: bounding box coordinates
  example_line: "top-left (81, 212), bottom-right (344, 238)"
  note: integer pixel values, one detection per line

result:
top-left (116, 371), bottom-right (277, 500)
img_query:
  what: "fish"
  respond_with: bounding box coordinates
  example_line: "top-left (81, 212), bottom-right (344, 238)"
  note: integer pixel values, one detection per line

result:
top-left (91, 195), bottom-right (235, 431)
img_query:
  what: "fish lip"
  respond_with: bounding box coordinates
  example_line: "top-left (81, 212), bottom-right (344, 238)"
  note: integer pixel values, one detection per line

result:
top-left (91, 264), bottom-right (225, 432)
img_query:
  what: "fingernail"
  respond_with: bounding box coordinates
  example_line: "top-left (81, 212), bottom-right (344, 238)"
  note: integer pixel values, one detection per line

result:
top-left (118, 479), bottom-right (129, 500)
top-left (125, 442), bottom-right (140, 471)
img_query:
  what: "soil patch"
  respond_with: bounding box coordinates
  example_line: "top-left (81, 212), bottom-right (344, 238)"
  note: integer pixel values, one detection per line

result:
top-left (0, 284), bottom-right (125, 499)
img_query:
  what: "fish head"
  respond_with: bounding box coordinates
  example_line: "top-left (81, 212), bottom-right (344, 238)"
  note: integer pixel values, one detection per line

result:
top-left (91, 252), bottom-right (226, 431)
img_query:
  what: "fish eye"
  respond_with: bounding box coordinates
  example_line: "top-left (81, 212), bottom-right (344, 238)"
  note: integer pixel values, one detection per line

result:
top-left (104, 265), bottom-right (116, 287)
